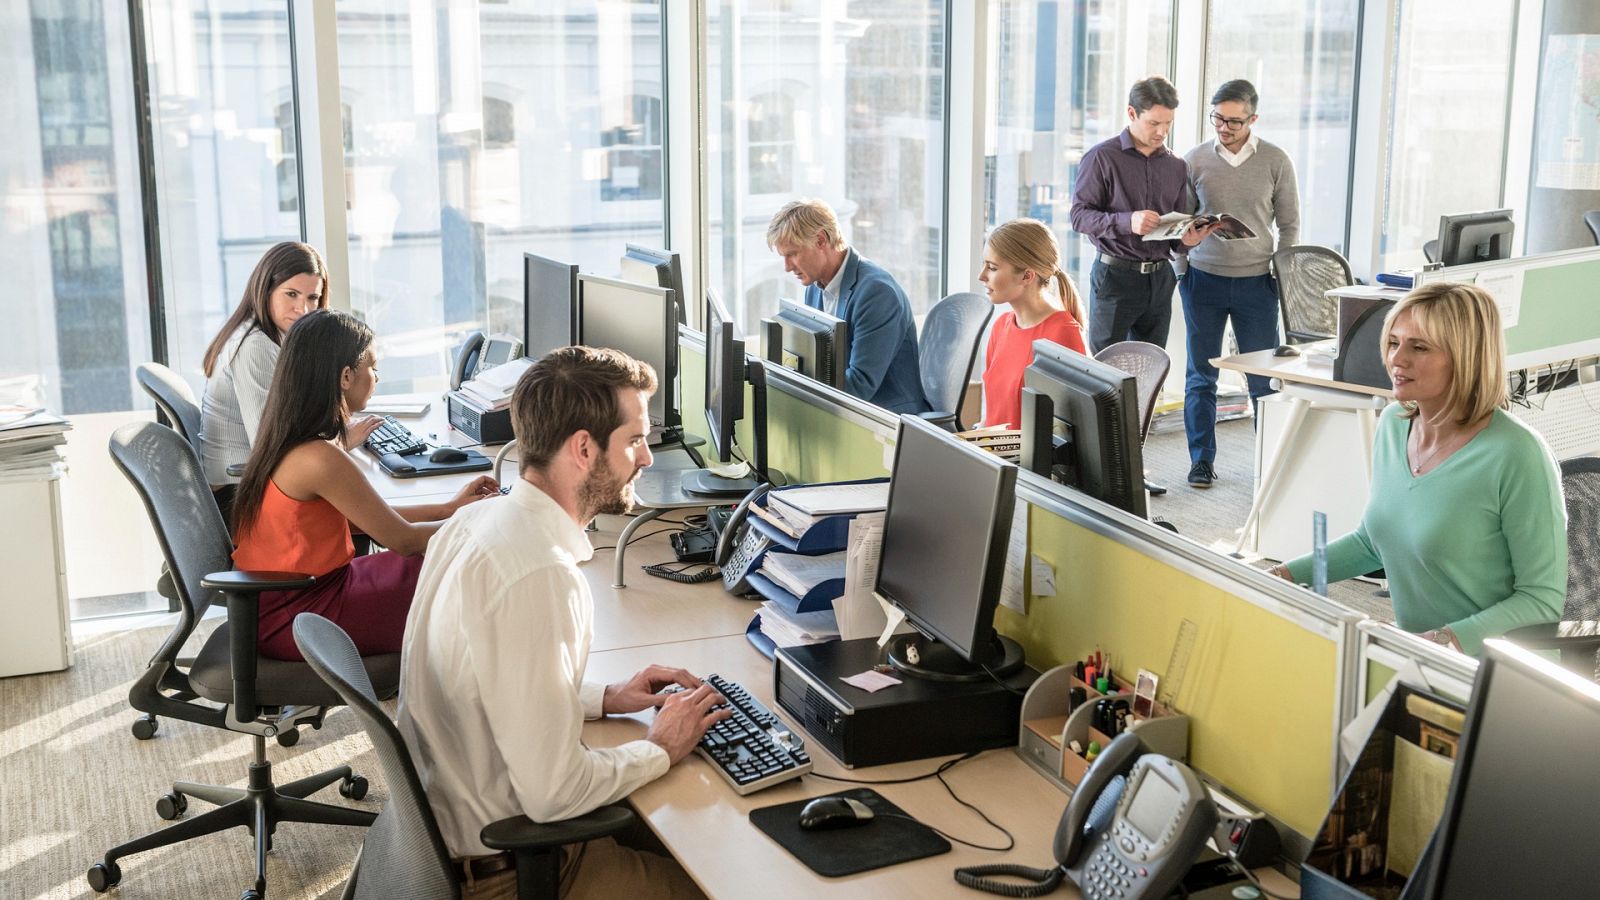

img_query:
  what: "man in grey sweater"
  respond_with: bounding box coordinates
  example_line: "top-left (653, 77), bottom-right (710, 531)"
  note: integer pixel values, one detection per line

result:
top-left (1180, 79), bottom-right (1300, 488)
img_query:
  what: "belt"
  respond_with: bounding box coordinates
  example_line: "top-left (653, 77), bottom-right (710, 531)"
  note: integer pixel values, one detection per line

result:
top-left (453, 851), bottom-right (516, 882)
top-left (1097, 253), bottom-right (1166, 275)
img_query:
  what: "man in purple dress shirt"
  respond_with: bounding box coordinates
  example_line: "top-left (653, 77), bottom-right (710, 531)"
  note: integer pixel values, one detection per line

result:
top-left (1070, 76), bottom-right (1213, 354)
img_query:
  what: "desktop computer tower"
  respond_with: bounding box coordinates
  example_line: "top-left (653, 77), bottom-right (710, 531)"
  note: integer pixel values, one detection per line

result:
top-left (775, 638), bottom-right (1036, 768)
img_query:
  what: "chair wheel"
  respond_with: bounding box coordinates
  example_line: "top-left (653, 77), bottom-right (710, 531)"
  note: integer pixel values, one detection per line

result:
top-left (240, 891), bottom-right (262, 900)
top-left (275, 727), bottom-right (300, 748)
top-left (339, 774), bottom-right (369, 801)
top-left (87, 861), bottom-right (122, 892)
top-left (156, 791), bottom-right (188, 820)
top-left (131, 715), bottom-right (159, 740)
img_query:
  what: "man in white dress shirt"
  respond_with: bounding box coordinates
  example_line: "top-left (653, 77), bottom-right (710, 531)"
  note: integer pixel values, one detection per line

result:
top-left (398, 346), bottom-right (728, 899)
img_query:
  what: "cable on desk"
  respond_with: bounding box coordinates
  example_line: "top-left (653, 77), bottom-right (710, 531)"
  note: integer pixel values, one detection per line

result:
top-left (589, 526), bottom-right (687, 552)
top-left (642, 561), bottom-right (721, 584)
top-left (981, 663), bottom-right (1027, 697)
top-left (810, 751), bottom-right (1015, 852)
top-left (1223, 850), bottom-right (1295, 900)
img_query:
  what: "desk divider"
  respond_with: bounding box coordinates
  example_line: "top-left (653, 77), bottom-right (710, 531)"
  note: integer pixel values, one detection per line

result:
top-left (1413, 245), bottom-right (1600, 370)
top-left (1355, 621), bottom-right (1477, 708)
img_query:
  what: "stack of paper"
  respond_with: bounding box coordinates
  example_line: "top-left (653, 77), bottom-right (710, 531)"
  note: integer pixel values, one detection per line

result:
top-left (0, 409), bottom-right (70, 482)
top-left (758, 550), bottom-right (846, 598)
top-left (457, 357), bottom-right (533, 412)
top-left (768, 481), bottom-right (889, 517)
top-left (955, 425), bottom-right (1022, 461)
top-left (756, 601), bottom-right (839, 648)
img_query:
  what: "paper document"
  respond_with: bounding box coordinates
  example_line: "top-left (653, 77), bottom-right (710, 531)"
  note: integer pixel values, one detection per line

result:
top-left (759, 550), bottom-right (846, 598)
top-left (756, 602), bottom-right (839, 647)
top-left (1473, 267), bottom-right (1523, 328)
top-left (1143, 212), bottom-right (1257, 242)
top-left (841, 670), bottom-right (902, 693)
top-left (837, 513), bottom-right (891, 640)
top-left (999, 502), bottom-right (1029, 613)
top-left (363, 394), bottom-right (432, 416)
top-left (768, 481), bottom-right (889, 517)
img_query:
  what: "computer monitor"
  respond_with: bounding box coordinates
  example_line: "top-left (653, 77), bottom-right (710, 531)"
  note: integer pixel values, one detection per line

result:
top-left (619, 244), bottom-right (687, 326)
top-left (681, 288), bottom-right (774, 497)
top-left (522, 252), bottom-right (578, 361)
top-left (875, 414), bottom-right (1024, 680)
top-left (576, 273), bottom-right (677, 434)
top-left (760, 299), bottom-right (849, 389)
top-left (1435, 209), bottom-right (1514, 268)
top-left (1019, 340), bottom-right (1148, 518)
top-left (1421, 639), bottom-right (1600, 898)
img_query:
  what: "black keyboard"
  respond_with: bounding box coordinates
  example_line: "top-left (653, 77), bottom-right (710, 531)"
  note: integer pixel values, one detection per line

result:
top-left (679, 674), bottom-right (812, 795)
top-left (364, 415), bottom-right (427, 457)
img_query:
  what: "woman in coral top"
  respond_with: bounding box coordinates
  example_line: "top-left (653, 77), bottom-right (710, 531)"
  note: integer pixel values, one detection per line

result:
top-left (231, 310), bottom-right (498, 659)
top-left (978, 218), bottom-right (1089, 428)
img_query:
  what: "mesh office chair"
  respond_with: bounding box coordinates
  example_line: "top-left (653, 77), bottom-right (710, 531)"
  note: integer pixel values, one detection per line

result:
top-left (1585, 211), bottom-right (1600, 246)
top-left (89, 422), bottom-right (392, 898)
top-left (1094, 342), bottom-right (1171, 497)
top-left (1506, 457), bottom-right (1600, 679)
top-left (1271, 245), bottom-right (1354, 344)
top-left (292, 613), bottom-right (637, 900)
top-left (918, 291), bottom-right (994, 431)
top-left (136, 362), bottom-right (204, 457)
top-left (1422, 240), bottom-right (1440, 264)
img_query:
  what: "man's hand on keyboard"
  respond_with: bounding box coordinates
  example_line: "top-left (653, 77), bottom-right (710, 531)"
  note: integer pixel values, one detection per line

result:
top-left (646, 684), bottom-right (733, 764)
top-left (603, 665), bottom-right (704, 715)
top-left (342, 414), bottom-right (385, 450)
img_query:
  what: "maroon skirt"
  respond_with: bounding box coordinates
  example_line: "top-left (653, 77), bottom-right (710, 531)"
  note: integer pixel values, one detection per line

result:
top-left (255, 550), bottom-right (425, 661)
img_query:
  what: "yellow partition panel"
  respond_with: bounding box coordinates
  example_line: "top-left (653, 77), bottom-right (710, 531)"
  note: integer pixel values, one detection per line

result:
top-left (998, 507), bottom-right (1338, 837)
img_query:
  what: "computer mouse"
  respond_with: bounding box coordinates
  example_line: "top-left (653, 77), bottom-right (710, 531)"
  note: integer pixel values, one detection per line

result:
top-left (428, 446), bottom-right (470, 464)
top-left (1272, 344), bottom-right (1301, 358)
top-left (798, 796), bottom-right (875, 831)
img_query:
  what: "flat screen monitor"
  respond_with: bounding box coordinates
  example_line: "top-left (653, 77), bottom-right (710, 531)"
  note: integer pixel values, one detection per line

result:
top-left (619, 244), bottom-right (687, 326)
top-left (576, 273), bottom-right (676, 431)
top-left (1019, 340), bottom-right (1147, 518)
top-left (703, 287), bottom-right (744, 464)
top-left (762, 299), bottom-right (849, 389)
top-left (1422, 640), bottom-right (1600, 899)
top-left (875, 414), bottom-right (1023, 679)
top-left (1436, 209), bottom-right (1514, 268)
top-left (522, 252), bottom-right (578, 361)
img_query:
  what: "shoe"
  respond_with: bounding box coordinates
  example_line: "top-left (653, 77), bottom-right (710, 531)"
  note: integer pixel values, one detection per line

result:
top-left (1187, 461), bottom-right (1216, 488)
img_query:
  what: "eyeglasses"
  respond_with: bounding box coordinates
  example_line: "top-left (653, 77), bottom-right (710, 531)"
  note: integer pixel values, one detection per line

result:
top-left (1209, 112), bottom-right (1254, 130)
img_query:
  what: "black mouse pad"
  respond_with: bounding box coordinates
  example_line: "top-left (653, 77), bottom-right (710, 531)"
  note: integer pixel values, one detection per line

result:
top-left (748, 788), bottom-right (950, 878)
top-left (375, 448), bottom-right (492, 479)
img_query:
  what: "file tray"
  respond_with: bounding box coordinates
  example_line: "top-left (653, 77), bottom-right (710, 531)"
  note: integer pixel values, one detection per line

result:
top-left (751, 477), bottom-right (889, 554)
top-left (746, 572), bottom-right (846, 614)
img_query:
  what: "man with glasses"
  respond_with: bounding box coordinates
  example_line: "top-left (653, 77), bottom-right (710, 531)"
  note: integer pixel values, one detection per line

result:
top-left (1070, 75), bottom-right (1214, 355)
top-left (1179, 79), bottom-right (1300, 489)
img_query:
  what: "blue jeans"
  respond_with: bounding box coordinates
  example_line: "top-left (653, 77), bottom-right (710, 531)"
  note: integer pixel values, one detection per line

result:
top-left (1180, 267), bottom-right (1280, 464)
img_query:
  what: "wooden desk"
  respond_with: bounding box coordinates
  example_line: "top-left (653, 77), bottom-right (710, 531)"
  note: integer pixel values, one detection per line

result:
top-left (1213, 347), bottom-right (1392, 400)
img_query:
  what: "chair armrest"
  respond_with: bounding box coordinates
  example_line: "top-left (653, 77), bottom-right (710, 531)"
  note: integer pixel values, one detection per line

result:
top-left (917, 410), bottom-right (959, 432)
top-left (480, 805), bottom-right (636, 853)
top-left (202, 570), bottom-right (314, 725)
top-left (202, 569), bottom-right (316, 593)
top-left (1505, 621), bottom-right (1600, 675)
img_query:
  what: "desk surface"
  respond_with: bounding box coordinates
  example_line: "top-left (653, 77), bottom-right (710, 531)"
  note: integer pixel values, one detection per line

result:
top-left (1214, 347), bottom-right (1394, 399)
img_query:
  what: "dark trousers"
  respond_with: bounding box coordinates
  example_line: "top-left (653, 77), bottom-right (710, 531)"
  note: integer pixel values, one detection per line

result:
top-left (1087, 258), bottom-right (1178, 354)
top-left (1179, 267), bottom-right (1280, 464)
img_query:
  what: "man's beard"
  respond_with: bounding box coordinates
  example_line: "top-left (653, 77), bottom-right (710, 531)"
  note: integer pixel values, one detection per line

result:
top-left (578, 453), bottom-right (640, 519)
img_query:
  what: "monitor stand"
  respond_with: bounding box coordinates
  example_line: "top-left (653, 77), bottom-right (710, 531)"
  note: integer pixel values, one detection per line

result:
top-left (886, 633), bottom-right (1025, 683)
top-left (681, 359), bottom-right (786, 496)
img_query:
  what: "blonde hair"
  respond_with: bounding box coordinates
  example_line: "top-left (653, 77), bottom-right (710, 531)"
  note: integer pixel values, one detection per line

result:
top-left (985, 218), bottom-right (1085, 325)
top-left (766, 199), bottom-right (845, 252)
top-left (1381, 281), bottom-right (1507, 426)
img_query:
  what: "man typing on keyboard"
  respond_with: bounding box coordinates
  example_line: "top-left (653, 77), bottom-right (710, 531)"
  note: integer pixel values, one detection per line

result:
top-left (398, 346), bottom-right (730, 900)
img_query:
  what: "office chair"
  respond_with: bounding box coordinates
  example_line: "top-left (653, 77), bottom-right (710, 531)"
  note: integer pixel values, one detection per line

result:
top-left (1584, 211), bottom-right (1600, 246)
top-left (1094, 342), bottom-right (1171, 497)
top-left (292, 612), bottom-right (638, 900)
top-left (1506, 456), bottom-right (1600, 679)
top-left (1271, 245), bottom-right (1354, 344)
top-left (1422, 239), bottom-right (1440, 265)
top-left (136, 362), bottom-right (204, 457)
top-left (89, 422), bottom-right (392, 898)
top-left (918, 291), bottom-right (993, 431)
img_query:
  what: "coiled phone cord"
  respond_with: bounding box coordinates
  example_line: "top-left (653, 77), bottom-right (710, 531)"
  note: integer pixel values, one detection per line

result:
top-left (953, 863), bottom-right (1064, 897)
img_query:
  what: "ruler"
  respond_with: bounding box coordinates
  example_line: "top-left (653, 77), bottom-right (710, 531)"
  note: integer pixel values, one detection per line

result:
top-left (1157, 618), bottom-right (1198, 712)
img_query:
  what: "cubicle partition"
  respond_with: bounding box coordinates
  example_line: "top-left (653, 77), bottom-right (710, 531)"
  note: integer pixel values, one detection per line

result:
top-left (1413, 245), bottom-right (1600, 371)
top-left (1356, 620), bottom-right (1477, 709)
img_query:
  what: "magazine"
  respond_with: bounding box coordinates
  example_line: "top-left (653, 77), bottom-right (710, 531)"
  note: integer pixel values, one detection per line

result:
top-left (1142, 212), bottom-right (1257, 241)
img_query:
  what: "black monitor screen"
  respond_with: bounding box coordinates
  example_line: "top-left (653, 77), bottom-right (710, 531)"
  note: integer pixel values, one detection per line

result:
top-left (523, 252), bottom-right (578, 361)
top-left (1020, 341), bottom-right (1147, 518)
top-left (703, 289), bottom-right (744, 463)
top-left (876, 414), bottom-right (1017, 665)
top-left (578, 274), bottom-right (675, 429)
top-left (1436, 209), bottom-right (1514, 268)
top-left (1424, 641), bottom-right (1600, 898)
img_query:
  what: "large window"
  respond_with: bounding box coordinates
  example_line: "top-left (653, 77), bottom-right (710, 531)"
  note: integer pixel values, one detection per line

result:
top-left (1205, 1), bottom-right (1358, 254)
top-left (1380, 0), bottom-right (1516, 272)
top-left (707, 0), bottom-right (948, 331)
top-left (336, 0), bottom-right (667, 392)
top-left (983, 1), bottom-right (1173, 296)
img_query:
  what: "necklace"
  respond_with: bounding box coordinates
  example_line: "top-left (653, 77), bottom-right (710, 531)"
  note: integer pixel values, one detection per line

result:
top-left (1410, 428), bottom-right (1454, 475)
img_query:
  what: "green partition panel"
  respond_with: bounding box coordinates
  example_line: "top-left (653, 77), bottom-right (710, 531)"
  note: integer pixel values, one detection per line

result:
top-left (998, 506), bottom-right (1341, 838)
top-left (1416, 247), bottom-right (1600, 369)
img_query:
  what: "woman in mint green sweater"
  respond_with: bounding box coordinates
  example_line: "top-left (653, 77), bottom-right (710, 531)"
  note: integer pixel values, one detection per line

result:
top-left (1270, 282), bottom-right (1566, 655)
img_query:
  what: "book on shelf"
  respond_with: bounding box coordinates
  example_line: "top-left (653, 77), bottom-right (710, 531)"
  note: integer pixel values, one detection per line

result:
top-left (1143, 212), bottom-right (1257, 242)
top-left (765, 481), bottom-right (889, 519)
top-left (954, 425), bottom-right (1022, 459)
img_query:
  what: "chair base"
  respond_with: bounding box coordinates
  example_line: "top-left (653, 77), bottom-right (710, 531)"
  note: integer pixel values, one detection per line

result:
top-left (89, 734), bottom-right (375, 895)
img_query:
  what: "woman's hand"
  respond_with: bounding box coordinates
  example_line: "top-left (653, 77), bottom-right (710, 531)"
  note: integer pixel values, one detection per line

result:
top-left (449, 474), bottom-right (500, 512)
top-left (343, 414), bottom-right (385, 450)
top-left (1266, 563), bottom-right (1296, 583)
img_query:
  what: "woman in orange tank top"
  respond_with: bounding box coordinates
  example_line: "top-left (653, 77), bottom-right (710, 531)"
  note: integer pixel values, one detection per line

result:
top-left (977, 218), bottom-right (1088, 428)
top-left (232, 310), bottom-right (498, 659)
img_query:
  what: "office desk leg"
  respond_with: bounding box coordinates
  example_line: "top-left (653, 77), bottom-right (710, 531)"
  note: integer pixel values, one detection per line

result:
top-left (1357, 409), bottom-right (1377, 484)
top-left (1234, 395), bottom-right (1311, 557)
top-left (613, 507), bottom-right (665, 588)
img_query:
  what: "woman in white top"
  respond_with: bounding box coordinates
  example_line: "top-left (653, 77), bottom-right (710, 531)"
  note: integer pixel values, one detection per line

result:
top-left (199, 242), bottom-right (379, 516)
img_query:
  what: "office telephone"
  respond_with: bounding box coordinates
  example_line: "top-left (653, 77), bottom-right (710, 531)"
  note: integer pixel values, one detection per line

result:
top-left (715, 483), bottom-right (772, 595)
top-left (449, 331), bottom-right (523, 391)
top-left (955, 733), bottom-right (1217, 898)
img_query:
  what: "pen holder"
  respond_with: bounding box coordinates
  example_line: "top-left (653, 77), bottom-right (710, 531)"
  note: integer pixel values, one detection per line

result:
top-left (1017, 665), bottom-right (1190, 795)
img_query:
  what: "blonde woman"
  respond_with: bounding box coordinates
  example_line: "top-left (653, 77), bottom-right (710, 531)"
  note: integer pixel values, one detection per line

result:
top-left (977, 218), bottom-right (1088, 428)
top-left (1272, 283), bottom-right (1566, 655)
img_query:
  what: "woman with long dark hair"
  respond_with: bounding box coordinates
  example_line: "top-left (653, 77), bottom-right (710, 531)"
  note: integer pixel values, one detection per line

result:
top-left (198, 242), bottom-right (382, 514)
top-left (232, 309), bottom-right (498, 660)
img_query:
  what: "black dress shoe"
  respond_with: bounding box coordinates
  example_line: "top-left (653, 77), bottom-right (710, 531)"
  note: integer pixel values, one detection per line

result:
top-left (1187, 460), bottom-right (1216, 488)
